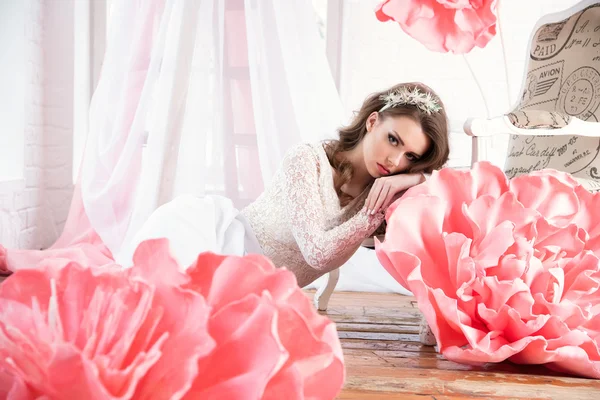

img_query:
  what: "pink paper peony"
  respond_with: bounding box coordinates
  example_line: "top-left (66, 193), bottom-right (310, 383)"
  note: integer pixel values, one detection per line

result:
top-left (376, 162), bottom-right (600, 378)
top-left (375, 0), bottom-right (498, 54)
top-left (170, 250), bottom-right (346, 400)
top-left (0, 239), bottom-right (344, 399)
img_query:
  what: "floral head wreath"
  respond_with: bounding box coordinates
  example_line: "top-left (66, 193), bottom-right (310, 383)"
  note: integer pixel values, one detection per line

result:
top-left (379, 87), bottom-right (442, 115)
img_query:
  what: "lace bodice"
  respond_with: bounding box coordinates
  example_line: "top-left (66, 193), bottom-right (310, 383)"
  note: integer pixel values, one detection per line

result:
top-left (241, 142), bottom-right (385, 287)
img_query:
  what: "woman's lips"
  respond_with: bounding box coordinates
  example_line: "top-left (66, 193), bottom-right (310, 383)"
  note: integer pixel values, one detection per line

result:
top-left (377, 163), bottom-right (390, 175)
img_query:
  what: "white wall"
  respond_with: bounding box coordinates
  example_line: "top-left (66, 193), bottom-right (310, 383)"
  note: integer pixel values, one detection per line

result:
top-left (0, 0), bottom-right (74, 251)
top-left (337, 0), bottom-right (583, 168)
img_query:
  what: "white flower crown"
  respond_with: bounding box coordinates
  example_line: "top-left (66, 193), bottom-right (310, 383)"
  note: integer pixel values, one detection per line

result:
top-left (379, 87), bottom-right (442, 115)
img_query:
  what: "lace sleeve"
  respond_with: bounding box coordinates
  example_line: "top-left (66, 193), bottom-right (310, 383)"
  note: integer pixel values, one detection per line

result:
top-left (282, 145), bottom-right (384, 271)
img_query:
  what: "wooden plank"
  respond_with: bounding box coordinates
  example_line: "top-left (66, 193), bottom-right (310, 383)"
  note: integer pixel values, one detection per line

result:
top-left (342, 351), bottom-right (573, 377)
top-left (307, 290), bottom-right (418, 308)
top-left (338, 330), bottom-right (419, 342)
top-left (343, 352), bottom-right (474, 372)
top-left (335, 322), bottom-right (420, 334)
top-left (328, 313), bottom-right (422, 325)
top-left (347, 357), bottom-right (600, 386)
top-left (340, 338), bottom-right (438, 354)
top-left (324, 306), bottom-right (420, 319)
top-left (343, 347), bottom-right (444, 361)
top-left (343, 348), bottom-right (573, 375)
top-left (338, 390), bottom-right (523, 400)
top-left (343, 367), bottom-right (600, 400)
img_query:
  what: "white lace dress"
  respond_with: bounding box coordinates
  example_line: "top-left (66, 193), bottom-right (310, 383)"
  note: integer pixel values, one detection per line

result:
top-left (126, 142), bottom-right (384, 286)
top-left (242, 142), bottom-right (385, 286)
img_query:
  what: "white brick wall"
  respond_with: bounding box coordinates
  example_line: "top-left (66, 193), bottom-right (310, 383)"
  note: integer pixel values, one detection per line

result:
top-left (0, 0), bottom-right (74, 251)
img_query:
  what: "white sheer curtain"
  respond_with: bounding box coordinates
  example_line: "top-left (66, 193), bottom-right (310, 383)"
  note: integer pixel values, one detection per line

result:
top-left (245, 0), bottom-right (343, 184)
top-left (79, 0), bottom-right (347, 266)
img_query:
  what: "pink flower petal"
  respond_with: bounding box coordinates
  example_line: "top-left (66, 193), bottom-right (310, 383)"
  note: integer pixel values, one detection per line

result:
top-left (0, 368), bottom-right (36, 400)
top-left (203, 258), bottom-right (297, 312)
top-left (487, 254), bottom-right (527, 282)
top-left (528, 169), bottom-right (580, 188)
top-left (185, 293), bottom-right (286, 399)
top-left (443, 336), bottom-right (543, 365)
top-left (471, 220), bottom-right (515, 269)
top-left (375, 1), bottom-right (498, 54)
top-left (533, 219), bottom-right (585, 262)
top-left (463, 192), bottom-right (538, 241)
top-left (572, 186), bottom-right (600, 253)
top-left (393, 162), bottom-right (509, 234)
top-left (374, 247), bottom-right (420, 289)
top-left (477, 304), bottom-right (550, 342)
top-left (443, 232), bottom-right (475, 290)
top-left (130, 290), bottom-right (214, 399)
top-left (439, 0), bottom-right (473, 10)
top-left (182, 252), bottom-right (228, 297)
top-left (408, 280), bottom-right (471, 349)
top-left (563, 253), bottom-right (600, 302)
top-left (380, 195), bottom-right (452, 290)
top-left (129, 238), bottom-right (189, 287)
top-left (510, 174), bottom-right (579, 227)
top-left (265, 304), bottom-right (345, 400)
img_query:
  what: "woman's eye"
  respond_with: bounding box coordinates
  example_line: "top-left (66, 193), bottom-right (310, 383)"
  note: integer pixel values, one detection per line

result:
top-left (388, 134), bottom-right (398, 145)
top-left (406, 154), bottom-right (416, 162)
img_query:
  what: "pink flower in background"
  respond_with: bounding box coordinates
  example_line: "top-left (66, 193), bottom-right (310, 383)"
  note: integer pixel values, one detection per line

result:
top-left (376, 162), bottom-right (600, 378)
top-left (375, 0), bottom-right (499, 54)
top-left (0, 239), bottom-right (345, 399)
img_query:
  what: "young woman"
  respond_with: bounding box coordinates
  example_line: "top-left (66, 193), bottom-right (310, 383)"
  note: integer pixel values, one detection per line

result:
top-left (126, 82), bottom-right (450, 289)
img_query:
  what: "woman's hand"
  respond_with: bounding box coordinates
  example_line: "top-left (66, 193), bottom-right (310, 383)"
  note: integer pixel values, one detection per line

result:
top-left (365, 173), bottom-right (425, 215)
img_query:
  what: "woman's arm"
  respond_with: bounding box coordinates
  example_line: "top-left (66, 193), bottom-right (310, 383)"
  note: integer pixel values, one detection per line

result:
top-left (283, 145), bottom-right (384, 272)
top-left (365, 173), bottom-right (427, 214)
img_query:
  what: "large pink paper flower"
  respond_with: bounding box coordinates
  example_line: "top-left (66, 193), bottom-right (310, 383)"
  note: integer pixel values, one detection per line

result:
top-left (0, 239), bottom-right (345, 399)
top-left (0, 253), bottom-right (215, 399)
top-left (179, 251), bottom-right (345, 399)
top-left (376, 162), bottom-right (600, 378)
top-left (375, 0), bottom-right (498, 54)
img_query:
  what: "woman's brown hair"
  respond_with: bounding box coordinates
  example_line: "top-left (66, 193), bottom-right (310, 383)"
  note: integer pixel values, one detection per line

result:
top-left (324, 82), bottom-right (450, 206)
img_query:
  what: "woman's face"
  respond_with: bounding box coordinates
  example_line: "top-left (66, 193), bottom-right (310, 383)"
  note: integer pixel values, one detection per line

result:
top-left (362, 112), bottom-right (431, 178)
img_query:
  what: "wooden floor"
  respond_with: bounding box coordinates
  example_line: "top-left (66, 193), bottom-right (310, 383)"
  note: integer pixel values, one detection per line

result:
top-left (306, 291), bottom-right (600, 400)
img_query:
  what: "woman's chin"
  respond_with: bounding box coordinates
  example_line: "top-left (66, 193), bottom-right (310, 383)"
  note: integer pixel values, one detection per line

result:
top-left (367, 165), bottom-right (381, 179)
